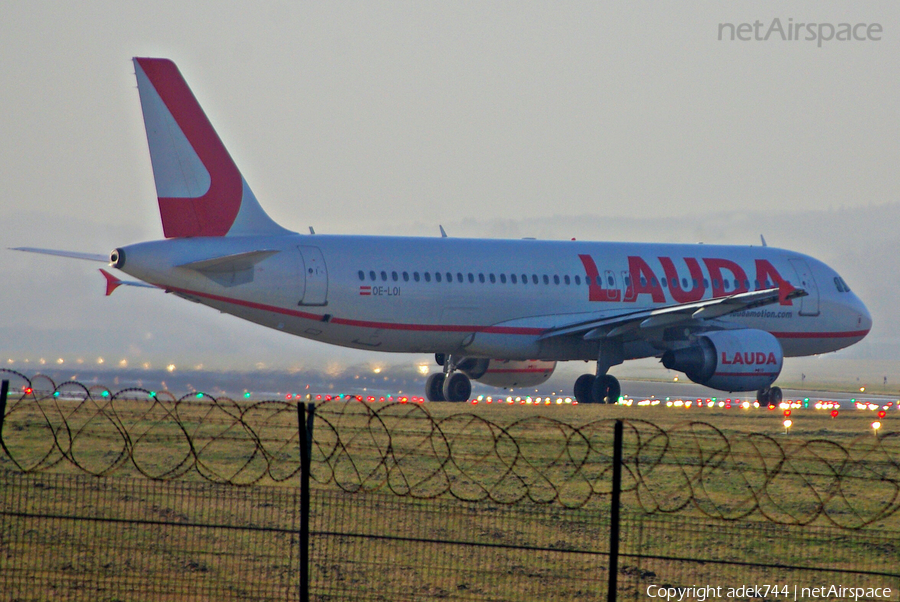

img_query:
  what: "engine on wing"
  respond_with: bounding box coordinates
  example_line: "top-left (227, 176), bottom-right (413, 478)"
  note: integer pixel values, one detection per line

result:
top-left (456, 358), bottom-right (557, 388)
top-left (661, 329), bottom-right (783, 392)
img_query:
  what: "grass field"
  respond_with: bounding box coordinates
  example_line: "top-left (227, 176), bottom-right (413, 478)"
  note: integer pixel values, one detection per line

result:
top-left (3, 388), bottom-right (900, 600)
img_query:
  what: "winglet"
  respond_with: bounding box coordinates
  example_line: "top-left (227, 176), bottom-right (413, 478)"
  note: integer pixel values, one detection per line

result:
top-left (778, 279), bottom-right (798, 305)
top-left (99, 269), bottom-right (122, 296)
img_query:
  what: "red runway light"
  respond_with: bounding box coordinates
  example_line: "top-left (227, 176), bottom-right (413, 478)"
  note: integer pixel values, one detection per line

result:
top-left (783, 409), bottom-right (791, 417)
top-left (878, 410), bottom-right (887, 419)
top-left (831, 410), bottom-right (839, 418)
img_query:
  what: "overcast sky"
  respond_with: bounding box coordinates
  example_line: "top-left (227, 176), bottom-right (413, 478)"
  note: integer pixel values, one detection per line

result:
top-left (2, 2), bottom-right (898, 379)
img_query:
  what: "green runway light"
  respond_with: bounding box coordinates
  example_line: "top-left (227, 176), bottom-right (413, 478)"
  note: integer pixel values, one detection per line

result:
top-left (244, 392), bottom-right (251, 399)
top-left (101, 391), bottom-right (109, 397)
top-left (53, 391), bottom-right (59, 397)
top-left (149, 391), bottom-right (156, 397)
top-left (196, 393), bottom-right (203, 398)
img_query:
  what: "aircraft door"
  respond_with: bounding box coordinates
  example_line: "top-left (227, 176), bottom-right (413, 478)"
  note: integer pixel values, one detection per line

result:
top-left (298, 246), bottom-right (328, 306)
top-left (788, 258), bottom-right (819, 316)
top-left (604, 270), bottom-right (617, 301)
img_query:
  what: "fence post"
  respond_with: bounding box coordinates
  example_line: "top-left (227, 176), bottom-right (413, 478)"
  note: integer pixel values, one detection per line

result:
top-left (298, 402), bottom-right (315, 602)
top-left (607, 419), bottom-right (623, 602)
top-left (0, 380), bottom-right (8, 446)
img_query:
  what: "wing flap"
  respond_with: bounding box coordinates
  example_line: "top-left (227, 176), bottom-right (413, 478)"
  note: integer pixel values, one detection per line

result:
top-left (539, 285), bottom-right (807, 341)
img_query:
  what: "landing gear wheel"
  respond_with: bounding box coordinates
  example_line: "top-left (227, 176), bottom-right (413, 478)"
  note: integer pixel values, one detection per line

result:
top-left (426, 373), bottom-right (446, 402)
top-left (757, 386), bottom-right (782, 405)
top-left (442, 372), bottom-right (472, 402)
top-left (574, 374), bottom-right (595, 404)
top-left (591, 375), bottom-right (621, 404)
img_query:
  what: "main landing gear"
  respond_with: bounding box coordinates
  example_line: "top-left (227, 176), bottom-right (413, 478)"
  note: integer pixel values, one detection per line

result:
top-left (425, 354), bottom-right (472, 402)
top-left (573, 373), bottom-right (621, 404)
top-left (757, 386), bottom-right (783, 405)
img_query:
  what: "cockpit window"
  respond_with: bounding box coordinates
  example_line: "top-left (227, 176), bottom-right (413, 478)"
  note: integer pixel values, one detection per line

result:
top-left (840, 277), bottom-right (851, 292)
top-left (834, 277), bottom-right (845, 293)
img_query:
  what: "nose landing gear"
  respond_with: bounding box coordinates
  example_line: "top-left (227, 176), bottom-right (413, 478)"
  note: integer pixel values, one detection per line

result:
top-left (757, 386), bottom-right (783, 405)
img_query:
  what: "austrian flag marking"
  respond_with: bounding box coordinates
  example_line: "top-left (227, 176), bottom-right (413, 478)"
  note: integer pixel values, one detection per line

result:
top-left (359, 286), bottom-right (371, 296)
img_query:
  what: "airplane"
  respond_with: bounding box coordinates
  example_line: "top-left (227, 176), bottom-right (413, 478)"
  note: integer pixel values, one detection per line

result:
top-left (12, 57), bottom-right (872, 404)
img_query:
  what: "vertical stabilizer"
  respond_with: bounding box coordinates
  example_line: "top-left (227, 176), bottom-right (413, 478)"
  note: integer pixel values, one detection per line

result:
top-left (133, 57), bottom-right (292, 238)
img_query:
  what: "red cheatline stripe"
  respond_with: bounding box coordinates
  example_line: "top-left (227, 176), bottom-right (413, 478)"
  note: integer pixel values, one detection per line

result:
top-left (159, 284), bottom-right (870, 340)
top-left (772, 330), bottom-right (869, 339)
top-left (163, 285), bottom-right (544, 334)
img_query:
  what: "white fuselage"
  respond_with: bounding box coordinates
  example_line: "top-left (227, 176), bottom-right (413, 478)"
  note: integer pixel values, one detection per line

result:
top-left (115, 234), bottom-right (872, 363)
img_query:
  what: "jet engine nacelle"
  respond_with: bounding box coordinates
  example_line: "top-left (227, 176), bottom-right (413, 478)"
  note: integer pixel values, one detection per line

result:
top-left (457, 358), bottom-right (557, 389)
top-left (661, 329), bottom-right (783, 392)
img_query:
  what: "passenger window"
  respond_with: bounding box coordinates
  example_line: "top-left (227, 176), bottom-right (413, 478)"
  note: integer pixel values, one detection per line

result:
top-left (564, 275), bottom-right (570, 285)
top-left (424, 272), bottom-right (431, 282)
top-left (446, 272), bottom-right (452, 283)
top-left (522, 274), bottom-right (528, 284)
top-left (713, 279), bottom-right (720, 288)
top-left (457, 273), bottom-right (463, 283)
top-left (478, 273), bottom-right (485, 283)
top-left (380, 271), bottom-right (386, 281)
top-left (532, 274), bottom-right (539, 284)
top-left (640, 277), bottom-right (647, 287)
top-left (702, 279), bottom-right (708, 289)
top-left (743, 280), bottom-right (750, 289)
top-left (501, 274), bottom-right (507, 284)
top-left (575, 275), bottom-right (581, 285)
top-left (661, 278), bottom-right (667, 288)
top-left (624, 276), bottom-right (631, 287)
top-left (651, 277), bottom-right (658, 287)
top-left (435, 272), bottom-right (442, 283)
top-left (369, 270), bottom-right (376, 281)
top-left (754, 279), bottom-right (760, 289)
top-left (358, 270), bottom-right (365, 281)
top-left (681, 278), bottom-right (687, 289)
top-left (553, 275), bottom-right (560, 285)
top-left (511, 274), bottom-right (518, 284)
top-left (724, 281), bottom-right (730, 291)
top-left (392, 271), bottom-right (398, 282)
top-left (543, 275), bottom-right (549, 285)
top-left (413, 272), bottom-right (420, 282)
top-left (489, 274), bottom-right (496, 283)
top-left (403, 271), bottom-right (409, 282)
top-left (468, 273), bottom-right (475, 283)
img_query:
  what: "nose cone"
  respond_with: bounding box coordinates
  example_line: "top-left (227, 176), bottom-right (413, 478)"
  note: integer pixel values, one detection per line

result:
top-left (855, 295), bottom-right (873, 336)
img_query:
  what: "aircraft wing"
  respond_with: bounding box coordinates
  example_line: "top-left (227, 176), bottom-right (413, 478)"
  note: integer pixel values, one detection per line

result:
top-left (10, 247), bottom-right (109, 263)
top-left (538, 283), bottom-right (807, 341)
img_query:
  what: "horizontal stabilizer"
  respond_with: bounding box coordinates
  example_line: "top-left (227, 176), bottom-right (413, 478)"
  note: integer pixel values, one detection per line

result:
top-left (99, 269), bottom-right (156, 296)
top-left (11, 247), bottom-right (108, 263)
top-left (176, 249), bottom-right (280, 273)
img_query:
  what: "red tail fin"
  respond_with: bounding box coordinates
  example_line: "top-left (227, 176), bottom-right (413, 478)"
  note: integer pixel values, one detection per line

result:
top-left (133, 58), bottom-right (290, 238)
